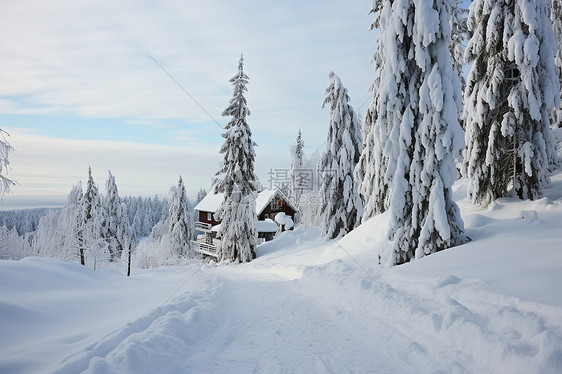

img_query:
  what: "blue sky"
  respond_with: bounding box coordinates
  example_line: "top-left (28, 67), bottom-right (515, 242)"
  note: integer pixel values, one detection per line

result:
top-left (0, 1), bottom-right (404, 209)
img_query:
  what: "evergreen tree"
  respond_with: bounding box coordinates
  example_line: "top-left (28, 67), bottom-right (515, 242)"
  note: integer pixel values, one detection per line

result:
top-left (319, 72), bottom-right (363, 239)
top-left (552, 0), bottom-right (562, 128)
top-left (450, 0), bottom-right (469, 131)
top-left (194, 188), bottom-right (207, 206)
top-left (103, 171), bottom-right (135, 261)
top-left (464, 0), bottom-right (559, 206)
top-left (121, 203), bottom-right (134, 276)
top-left (289, 129), bottom-right (305, 209)
top-left (0, 225), bottom-right (33, 260)
top-left (0, 129), bottom-right (16, 196)
top-left (78, 167), bottom-right (107, 267)
top-left (213, 54), bottom-right (258, 263)
top-left (356, 0), bottom-right (391, 222)
top-left (64, 182), bottom-right (85, 261)
top-left (450, 0), bottom-right (469, 95)
top-left (377, 0), bottom-right (467, 265)
top-left (165, 176), bottom-right (193, 258)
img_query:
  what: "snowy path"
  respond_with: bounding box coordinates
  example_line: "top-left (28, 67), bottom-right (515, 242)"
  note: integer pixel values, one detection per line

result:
top-left (50, 263), bottom-right (492, 374)
top-left (50, 270), bottom-right (400, 373)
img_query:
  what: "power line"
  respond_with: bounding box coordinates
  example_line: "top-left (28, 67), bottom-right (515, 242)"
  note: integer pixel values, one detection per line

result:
top-left (146, 51), bottom-right (225, 131)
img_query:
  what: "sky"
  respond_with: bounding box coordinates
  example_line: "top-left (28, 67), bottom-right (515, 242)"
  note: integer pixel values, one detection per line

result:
top-left (0, 0), bottom-right (377, 210)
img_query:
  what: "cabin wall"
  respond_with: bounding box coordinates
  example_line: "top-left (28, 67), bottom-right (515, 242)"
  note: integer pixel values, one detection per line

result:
top-left (198, 210), bottom-right (220, 226)
top-left (259, 199), bottom-right (296, 222)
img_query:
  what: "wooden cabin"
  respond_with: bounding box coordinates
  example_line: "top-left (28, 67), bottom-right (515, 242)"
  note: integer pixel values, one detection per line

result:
top-left (194, 188), bottom-right (298, 243)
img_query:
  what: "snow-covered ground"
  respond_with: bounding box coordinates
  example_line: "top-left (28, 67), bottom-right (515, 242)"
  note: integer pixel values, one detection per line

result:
top-left (2, 172), bottom-right (562, 373)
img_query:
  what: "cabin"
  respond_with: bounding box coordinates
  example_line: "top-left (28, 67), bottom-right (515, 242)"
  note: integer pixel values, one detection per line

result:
top-left (192, 188), bottom-right (298, 257)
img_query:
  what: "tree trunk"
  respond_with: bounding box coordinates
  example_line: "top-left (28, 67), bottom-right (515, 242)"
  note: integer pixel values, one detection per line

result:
top-left (127, 244), bottom-right (132, 277)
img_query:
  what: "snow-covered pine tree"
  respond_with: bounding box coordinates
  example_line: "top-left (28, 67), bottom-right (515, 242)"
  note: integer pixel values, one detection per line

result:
top-left (552, 0), bottom-right (562, 128)
top-left (289, 129), bottom-right (305, 209)
top-left (165, 176), bottom-right (193, 258)
top-left (32, 183), bottom-right (83, 261)
top-left (450, 0), bottom-right (468, 95)
top-left (0, 129), bottom-right (16, 196)
top-left (464, 0), bottom-right (560, 206)
top-left (450, 0), bottom-right (469, 132)
top-left (213, 54), bottom-right (257, 263)
top-left (103, 171), bottom-right (135, 261)
top-left (356, 0), bottom-right (392, 222)
top-left (120, 203), bottom-right (134, 276)
top-left (0, 225), bottom-right (32, 260)
top-left (379, 0), bottom-right (467, 265)
top-left (194, 188), bottom-right (207, 206)
top-left (319, 72), bottom-right (363, 239)
top-left (63, 182), bottom-right (84, 261)
top-left (78, 167), bottom-right (107, 267)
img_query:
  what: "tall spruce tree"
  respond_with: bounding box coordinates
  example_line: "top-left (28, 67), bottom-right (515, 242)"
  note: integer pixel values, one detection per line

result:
top-left (319, 72), bottom-right (363, 239)
top-left (552, 0), bottom-right (562, 128)
top-left (0, 129), bottom-right (16, 196)
top-left (464, 0), bottom-right (559, 206)
top-left (289, 129), bottom-right (305, 209)
top-left (78, 167), bottom-right (106, 266)
top-left (356, 0), bottom-right (391, 222)
top-left (103, 171), bottom-right (134, 261)
top-left (194, 188), bottom-right (207, 206)
top-left (450, 0), bottom-right (469, 95)
top-left (377, 0), bottom-right (467, 265)
top-left (450, 0), bottom-right (469, 131)
top-left (213, 55), bottom-right (257, 263)
top-left (34, 182), bottom-right (83, 262)
top-left (165, 176), bottom-right (193, 258)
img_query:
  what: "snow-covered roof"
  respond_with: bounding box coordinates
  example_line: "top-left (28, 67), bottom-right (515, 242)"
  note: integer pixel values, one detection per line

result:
top-left (254, 189), bottom-right (278, 215)
top-left (194, 191), bottom-right (225, 213)
top-left (255, 219), bottom-right (279, 233)
top-left (211, 219), bottom-right (279, 233)
top-left (195, 188), bottom-right (297, 215)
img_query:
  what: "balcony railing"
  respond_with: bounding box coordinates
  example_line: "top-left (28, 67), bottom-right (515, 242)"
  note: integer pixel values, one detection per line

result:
top-left (191, 240), bottom-right (218, 258)
top-left (194, 221), bottom-right (213, 232)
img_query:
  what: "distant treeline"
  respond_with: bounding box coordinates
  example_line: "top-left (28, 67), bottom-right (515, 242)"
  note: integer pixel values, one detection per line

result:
top-left (0, 196), bottom-right (169, 239)
top-left (0, 208), bottom-right (53, 235)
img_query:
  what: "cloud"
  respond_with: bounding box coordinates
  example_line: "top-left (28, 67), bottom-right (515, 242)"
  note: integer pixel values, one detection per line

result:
top-left (0, 1), bottom-right (377, 208)
top-left (0, 0), bottom-right (375, 144)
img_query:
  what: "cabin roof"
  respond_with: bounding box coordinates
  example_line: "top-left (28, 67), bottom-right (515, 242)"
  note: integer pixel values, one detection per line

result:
top-left (211, 219), bottom-right (279, 233)
top-left (194, 188), bottom-right (297, 215)
top-left (193, 190), bottom-right (224, 213)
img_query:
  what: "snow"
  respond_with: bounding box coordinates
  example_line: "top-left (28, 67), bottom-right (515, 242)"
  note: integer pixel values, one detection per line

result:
top-left (253, 188), bottom-right (276, 215)
top-left (194, 188), bottom-right (295, 217)
top-left (193, 190), bottom-right (224, 213)
top-left (2, 170), bottom-right (562, 373)
top-left (253, 219), bottom-right (278, 233)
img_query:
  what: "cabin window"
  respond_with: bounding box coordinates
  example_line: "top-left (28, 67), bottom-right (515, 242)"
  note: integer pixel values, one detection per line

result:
top-left (277, 199), bottom-right (283, 208)
top-left (207, 212), bottom-right (212, 221)
top-left (505, 63), bottom-right (520, 81)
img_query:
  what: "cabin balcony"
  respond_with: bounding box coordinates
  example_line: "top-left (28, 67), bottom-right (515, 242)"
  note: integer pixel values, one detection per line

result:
top-left (194, 221), bottom-right (213, 233)
top-left (192, 232), bottom-right (219, 258)
top-left (191, 240), bottom-right (218, 258)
